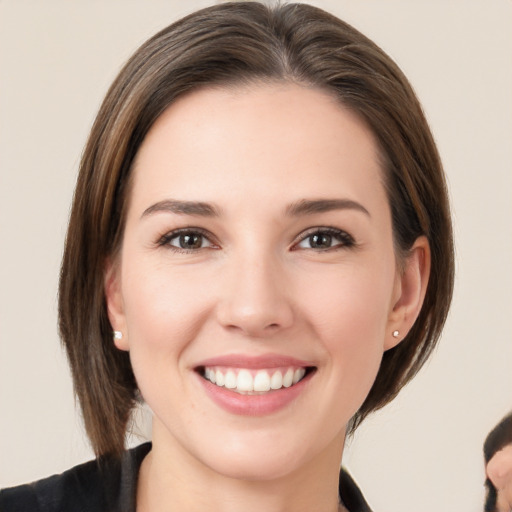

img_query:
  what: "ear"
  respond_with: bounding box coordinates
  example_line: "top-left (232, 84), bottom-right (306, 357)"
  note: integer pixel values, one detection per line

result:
top-left (104, 259), bottom-right (129, 351)
top-left (385, 236), bottom-right (431, 350)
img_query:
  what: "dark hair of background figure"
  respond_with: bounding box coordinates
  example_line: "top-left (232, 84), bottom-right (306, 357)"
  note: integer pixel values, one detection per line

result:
top-left (483, 412), bottom-right (512, 511)
top-left (58, 1), bottom-right (455, 457)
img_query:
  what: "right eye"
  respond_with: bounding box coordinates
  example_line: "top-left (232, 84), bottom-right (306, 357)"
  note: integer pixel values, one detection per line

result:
top-left (159, 229), bottom-right (217, 253)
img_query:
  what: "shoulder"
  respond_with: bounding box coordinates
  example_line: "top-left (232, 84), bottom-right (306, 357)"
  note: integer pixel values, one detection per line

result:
top-left (0, 443), bottom-right (151, 512)
top-left (339, 467), bottom-right (373, 512)
top-left (0, 457), bottom-right (107, 512)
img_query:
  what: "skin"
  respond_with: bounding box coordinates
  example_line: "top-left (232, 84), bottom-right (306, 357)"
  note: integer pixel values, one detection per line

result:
top-left (487, 444), bottom-right (512, 512)
top-left (106, 83), bottom-right (430, 512)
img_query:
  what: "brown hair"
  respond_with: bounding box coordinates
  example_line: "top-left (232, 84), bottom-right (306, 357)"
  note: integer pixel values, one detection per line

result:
top-left (59, 1), bottom-right (454, 457)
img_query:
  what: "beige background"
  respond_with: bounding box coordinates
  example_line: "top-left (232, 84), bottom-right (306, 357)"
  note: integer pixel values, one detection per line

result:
top-left (1, 1), bottom-right (511, 511)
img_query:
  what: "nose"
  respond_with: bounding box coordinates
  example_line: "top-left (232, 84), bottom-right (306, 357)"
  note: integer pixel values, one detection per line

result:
top-left (215, 250), bottom-right (294, 338)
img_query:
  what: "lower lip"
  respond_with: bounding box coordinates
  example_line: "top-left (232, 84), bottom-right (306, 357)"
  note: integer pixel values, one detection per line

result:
top-left (196, 371), bottom-right (313, 416)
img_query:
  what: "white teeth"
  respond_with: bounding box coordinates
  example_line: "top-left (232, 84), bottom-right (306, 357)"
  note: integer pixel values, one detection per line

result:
top-left (215, 370), bottom-right (225, 387)
top-left (224, 370), bottom-right (236, 389)
top-left (270, 371), bottom-right (283, 390)
top-left (203, 366), bottom-right (308, 393)
top-left (236, 370), bottom-right (253, 391)
top-left (293, 368), bottom-right (306, 384)
top-left (253, 370), bottom-right (271, 392)
top-left (283, 368), bottom-right (294, 388)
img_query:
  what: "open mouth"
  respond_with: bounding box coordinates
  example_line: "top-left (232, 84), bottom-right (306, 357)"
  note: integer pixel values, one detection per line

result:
top-left (196, 366), bottom-right (316, 395)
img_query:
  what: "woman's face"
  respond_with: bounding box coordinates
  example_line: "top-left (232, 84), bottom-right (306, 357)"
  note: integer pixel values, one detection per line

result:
top-left (106, 83), bottom-right (426, 480)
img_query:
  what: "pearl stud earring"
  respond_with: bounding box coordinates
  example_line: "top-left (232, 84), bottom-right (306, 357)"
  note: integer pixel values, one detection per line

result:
top-left (392, 330), bottom-right (400, 338)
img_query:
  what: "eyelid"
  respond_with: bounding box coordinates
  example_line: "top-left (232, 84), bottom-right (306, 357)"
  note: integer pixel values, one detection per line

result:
top-left (291, 226), bottom-right (355, 251)
top-left (155, 226), bottom-right (355, 253)
top-left (157, 227), bottom-right (220, 252)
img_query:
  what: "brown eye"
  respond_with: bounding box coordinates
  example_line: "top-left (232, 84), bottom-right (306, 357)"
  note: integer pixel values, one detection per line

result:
top-left (308, 233), bottom-right (332, 249)
top-left (161, 230), bottom-right (215, 251)
top-left (295, 228), bottom-right (355, 251)
top-left (176, 233), bottom-right (204, 249)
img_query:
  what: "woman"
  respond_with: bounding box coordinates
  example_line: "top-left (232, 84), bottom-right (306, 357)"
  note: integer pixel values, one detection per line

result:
top-left (0, 2), bottom-right (454, 511)
top-left (484, 413), bottom-right (512, 512)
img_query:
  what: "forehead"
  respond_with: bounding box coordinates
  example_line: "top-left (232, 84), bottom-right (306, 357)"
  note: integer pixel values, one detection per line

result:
top-left (129, 83), bottom-right (385, 215)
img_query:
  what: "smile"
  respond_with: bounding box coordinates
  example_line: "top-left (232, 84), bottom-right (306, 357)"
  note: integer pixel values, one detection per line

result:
top-left (201, 366), bottom-right (308, 394)
top-left (194, 354), bottom-right (316, 415)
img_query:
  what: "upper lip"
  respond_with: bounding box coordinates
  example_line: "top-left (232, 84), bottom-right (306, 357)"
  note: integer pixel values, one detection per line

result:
top-left (195, 353), bottom-right (314, 369)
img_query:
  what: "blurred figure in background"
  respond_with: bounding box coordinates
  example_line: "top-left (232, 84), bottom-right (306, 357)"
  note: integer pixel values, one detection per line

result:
top-left (484, 412), bottom-right (512, 512)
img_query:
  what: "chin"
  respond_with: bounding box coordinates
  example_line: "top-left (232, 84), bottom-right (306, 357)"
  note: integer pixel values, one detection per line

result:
top-left (203, 450), bottom-right (304, 482)
top-left (191, 425), bottom-right (342, 483)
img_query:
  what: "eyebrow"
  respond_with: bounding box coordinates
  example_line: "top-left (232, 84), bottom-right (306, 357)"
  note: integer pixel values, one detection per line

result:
top-left (141, 199), bottom-right (222, 218)
top-left (285, 198), bottom-right (370, 217)
top-left (141, 197), bottom-right (370, 219)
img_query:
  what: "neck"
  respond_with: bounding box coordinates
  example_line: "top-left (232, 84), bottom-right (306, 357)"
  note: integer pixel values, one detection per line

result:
top-left (136, 421), bottom-right (346, 512)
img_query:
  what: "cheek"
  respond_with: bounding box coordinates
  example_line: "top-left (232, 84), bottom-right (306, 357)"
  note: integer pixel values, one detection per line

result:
top-left (299, 262), bottom-right (394, 344)
top-left (297, 265), bottom-right (394, 400)
top-left (119, 260), bottom-right (212, 408)
top-left (121, 258), bottom-right (213, 346)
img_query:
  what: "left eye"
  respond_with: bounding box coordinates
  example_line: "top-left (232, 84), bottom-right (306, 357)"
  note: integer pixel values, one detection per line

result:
top-left (295, 229), bottom-right (354, 251)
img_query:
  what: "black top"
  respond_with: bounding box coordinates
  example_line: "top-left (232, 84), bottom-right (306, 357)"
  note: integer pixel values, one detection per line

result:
top-left (0, 443), bottom-right (372, 512)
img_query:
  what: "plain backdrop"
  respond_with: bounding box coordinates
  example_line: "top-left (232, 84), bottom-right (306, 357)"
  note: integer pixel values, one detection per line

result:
top-left (0, 1), bottom-right (511, 511)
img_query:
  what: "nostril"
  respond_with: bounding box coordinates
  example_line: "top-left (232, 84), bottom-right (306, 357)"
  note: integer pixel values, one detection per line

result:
top-left (216, 291), bottom-right (294, 336)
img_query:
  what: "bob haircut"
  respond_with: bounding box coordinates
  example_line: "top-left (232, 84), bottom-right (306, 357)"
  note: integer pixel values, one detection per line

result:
top-left (59, 1), bottom-right (454, 457)
top-left (483, 413), bottom-right (512, 511)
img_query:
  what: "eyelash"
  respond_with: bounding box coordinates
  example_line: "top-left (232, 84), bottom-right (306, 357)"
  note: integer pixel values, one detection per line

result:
top-left (292, 227), bottom-right (356, 252)
top-left (156, 227), bottom-right (355, 254)
top-left (156, 228), bottom-right (218, 254)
